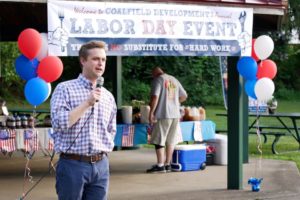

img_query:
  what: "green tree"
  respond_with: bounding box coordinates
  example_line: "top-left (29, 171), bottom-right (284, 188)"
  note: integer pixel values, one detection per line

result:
top-left (122, 56), bottom-right (223, 106)
top-left (257, 1), bottom-right (300, 100)
top-left (0, 42), bottom-right (23, 101)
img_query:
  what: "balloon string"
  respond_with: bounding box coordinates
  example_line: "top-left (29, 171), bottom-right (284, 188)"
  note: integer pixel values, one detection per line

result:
top-left (22, 123), bottom-right (37, 199)
top-left (22, 153), bottom-right (33, 200)
top-left (33, 106), bottom-right (37, 127)
top-left (254, 100), bottom-right (263, 178)
top-left (25, 154), bottom-right (33, 183)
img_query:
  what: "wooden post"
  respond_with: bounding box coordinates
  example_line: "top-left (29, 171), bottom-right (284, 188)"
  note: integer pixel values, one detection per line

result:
top-left (112, 56), bottom-right (123, 108)
top-left (227, 56), bottom-right (244, 189)
top-left (242, 78), bottom-right (249, 164)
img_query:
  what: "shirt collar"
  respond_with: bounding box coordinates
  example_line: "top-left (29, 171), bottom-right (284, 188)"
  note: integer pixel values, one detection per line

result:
top-left (78, 74), bottom-right (93, 90)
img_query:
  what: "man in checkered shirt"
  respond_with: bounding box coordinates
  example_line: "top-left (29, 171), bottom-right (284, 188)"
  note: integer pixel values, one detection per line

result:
top-left (51, 41), bottom-right (117, 200)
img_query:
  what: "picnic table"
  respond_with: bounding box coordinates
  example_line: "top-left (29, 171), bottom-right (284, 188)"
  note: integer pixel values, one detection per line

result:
top-left (0, 121), bottom-right (216, 155)
top-left (8, 108), bottom-right (50, 119)
top-left (216, 112), bottom-right (300, 154)
top-left (115, 120), bottom-right (216, 147)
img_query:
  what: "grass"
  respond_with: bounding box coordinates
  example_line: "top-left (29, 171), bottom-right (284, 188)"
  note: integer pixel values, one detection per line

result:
top-left (206, 100), bottom-right (300, 170)
top-left (248, 135), bottom-right (300, 170)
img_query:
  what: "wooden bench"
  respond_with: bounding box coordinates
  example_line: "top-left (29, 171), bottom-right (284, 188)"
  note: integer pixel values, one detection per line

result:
top-left (215, 129), bottom-right (227, 134)
top-left (251, 125), bottom-right (300, 131)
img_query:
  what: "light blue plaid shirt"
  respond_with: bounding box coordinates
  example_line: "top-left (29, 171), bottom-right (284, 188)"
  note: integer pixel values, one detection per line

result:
top-left (50, 74), bottom-right (117, 155)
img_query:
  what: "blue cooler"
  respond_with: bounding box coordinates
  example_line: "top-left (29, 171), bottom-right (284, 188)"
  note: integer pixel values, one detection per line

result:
top-left (171, 144), bottom-right (206, 172)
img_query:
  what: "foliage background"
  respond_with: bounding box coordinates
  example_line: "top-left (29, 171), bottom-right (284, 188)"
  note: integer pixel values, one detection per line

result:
top-left (1, 43), bottom-right (300, 107)
top-left (121, 56), bottom-right (221, 106)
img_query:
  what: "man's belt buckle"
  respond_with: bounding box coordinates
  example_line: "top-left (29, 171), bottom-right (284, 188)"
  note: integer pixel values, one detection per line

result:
top-left (90, 155), bottom-right (97, 164)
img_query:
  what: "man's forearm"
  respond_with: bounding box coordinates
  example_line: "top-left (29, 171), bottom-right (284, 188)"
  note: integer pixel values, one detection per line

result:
top-left (68, 101), bottom-right (91, 127)
top-left (179, 95), bottom-right (187, 103)
top-left (149, 95), bottom-right (158, 113)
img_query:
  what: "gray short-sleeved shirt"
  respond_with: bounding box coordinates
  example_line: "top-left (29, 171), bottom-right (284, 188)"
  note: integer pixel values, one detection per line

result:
top-left (151, 73), bottom-right (187, 119)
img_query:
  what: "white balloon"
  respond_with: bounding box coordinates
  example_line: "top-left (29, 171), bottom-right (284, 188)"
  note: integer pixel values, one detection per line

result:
top-left (254, 78), bottom-right (275, 101)
top-left (254, 35), bottom-right (274, 60)
top-left (46, 83), bottom-right (52, 100)
top-left (36, 33), bottom-right (48, 61)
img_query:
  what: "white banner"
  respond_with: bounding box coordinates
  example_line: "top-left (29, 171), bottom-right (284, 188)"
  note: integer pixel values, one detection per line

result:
top-left (48, 0), bottom-right (253, 56)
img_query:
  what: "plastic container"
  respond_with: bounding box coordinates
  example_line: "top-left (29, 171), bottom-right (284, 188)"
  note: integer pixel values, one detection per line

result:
top-left (7, 116), bottom-right (16, 129)
top-left (15, 115), bottom-right (21, 129)
top-left (199, 107), bottom-right (206, 120)
top-left (28, 116), bottom-right (35, 128)
top-left (206, 153), bottom-right (215, 165)
top-left (21, 115), bottom-right (28, 128)
top-left (121, 106), bottom-right (132, 124)
top-left (0, 117), bottom-right (7, 128)
top-left (171, 144), bottom-right (206, 171)
top-left (206, 134), bottom-right (228, 165)
top-left (140, 105), bottom-right (150, 124)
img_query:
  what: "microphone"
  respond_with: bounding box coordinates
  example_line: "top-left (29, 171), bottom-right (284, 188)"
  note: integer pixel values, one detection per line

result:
top-left (95, 76), bottom-right (104, 102)
top-left (96, 76), bottom-right (104, 88)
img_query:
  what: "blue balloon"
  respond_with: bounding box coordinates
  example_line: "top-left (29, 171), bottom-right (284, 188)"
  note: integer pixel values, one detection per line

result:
top-left (15, 54), bottom-right (39, 81)
top-left (24, 77), bottom-right (49, 106)
top-left (245, 79), bottom-right (257, 100)
top-left (237, 57), bottom-right (258, 80)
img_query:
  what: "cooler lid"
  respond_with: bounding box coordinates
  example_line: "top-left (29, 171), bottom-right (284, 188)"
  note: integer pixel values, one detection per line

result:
top-left (174, 144), bottom-right (206, 150)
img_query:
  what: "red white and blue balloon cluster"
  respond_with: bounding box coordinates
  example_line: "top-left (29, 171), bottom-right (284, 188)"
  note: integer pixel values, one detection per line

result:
top-left (237, 35), bottom-right (277, 102)
top-left (15, 28), bottom-right (63, 106)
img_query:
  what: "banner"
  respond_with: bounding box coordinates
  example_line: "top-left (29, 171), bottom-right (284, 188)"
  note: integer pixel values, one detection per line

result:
top-left (48, 0), bottom-right (253, 56)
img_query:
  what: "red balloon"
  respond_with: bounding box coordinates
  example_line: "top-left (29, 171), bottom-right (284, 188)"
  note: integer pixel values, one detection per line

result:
top-left (18, 28), bottom-right (42, 60)
top-left (37, 56), bottom-right (63, 83)
top-left (251, 39), bottom-right (259, 62)
top-left (257, 59), bottom-right (277, 79)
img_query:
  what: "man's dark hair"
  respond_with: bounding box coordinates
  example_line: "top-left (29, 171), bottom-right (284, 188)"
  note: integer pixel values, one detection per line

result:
top-left (79, 41), bottom-right (106, 60)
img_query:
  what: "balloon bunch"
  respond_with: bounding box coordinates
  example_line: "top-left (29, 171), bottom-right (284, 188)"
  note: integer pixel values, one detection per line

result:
top-left (237, 35), bottom-right (276, 192)
top-left (237, 35), bottom-right (277, 102)
top-left (15, 28), bottom-right (63, 106)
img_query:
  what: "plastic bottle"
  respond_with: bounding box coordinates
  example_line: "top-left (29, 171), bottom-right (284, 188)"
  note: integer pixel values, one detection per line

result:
top-left (28, 115), bottom-right (35, 128)
top-left (0, 121), bottom-right (4, 129)
top-left (199, 107), bottom-right (206, 121)
top-left (7, 116), bottom-right (16, 129)
top-left (21, 115), bottom-right (28, 128)
top-left (0, 118), bottom-right (6, 129)
top-left (16, 115), bottom-right (21, 129)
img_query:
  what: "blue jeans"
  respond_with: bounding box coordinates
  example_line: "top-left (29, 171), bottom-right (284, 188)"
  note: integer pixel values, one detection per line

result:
top-left (56, 155), bottom-right (109, 200)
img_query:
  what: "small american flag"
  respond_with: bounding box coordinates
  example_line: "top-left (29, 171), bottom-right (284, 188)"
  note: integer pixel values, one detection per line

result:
top-left (0, 129), bottom-right (16, 153)
top-left (122, 125), bottom-right (135, 147)
top-left (24, 129), bottom-right (39, 152)
top-left (193, 121), bottom-right (203, 141)
top-left (47, 128), bottom-right (54, 151)
top-left (48, 139), bottom-right (54, 151)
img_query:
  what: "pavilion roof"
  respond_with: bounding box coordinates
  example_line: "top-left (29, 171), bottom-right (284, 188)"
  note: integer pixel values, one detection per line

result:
top-left (0, 0), bottom-right (288, 41)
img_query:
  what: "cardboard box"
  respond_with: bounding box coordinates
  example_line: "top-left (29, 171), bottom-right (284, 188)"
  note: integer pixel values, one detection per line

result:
top-left (171, 144), bottom-right (206, 171)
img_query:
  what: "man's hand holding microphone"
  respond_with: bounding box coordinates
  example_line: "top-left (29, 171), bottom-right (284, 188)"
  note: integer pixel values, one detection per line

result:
top-left (87, 76), bottom-right (104, 106)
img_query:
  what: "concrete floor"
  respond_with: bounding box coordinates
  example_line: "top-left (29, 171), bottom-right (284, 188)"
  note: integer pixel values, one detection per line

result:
top-left (0, 148), bottom-right (299, 200)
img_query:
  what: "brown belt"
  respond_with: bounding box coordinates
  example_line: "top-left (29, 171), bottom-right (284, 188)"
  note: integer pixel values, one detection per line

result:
top-left (60, 152), bottom-right (106, 163)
